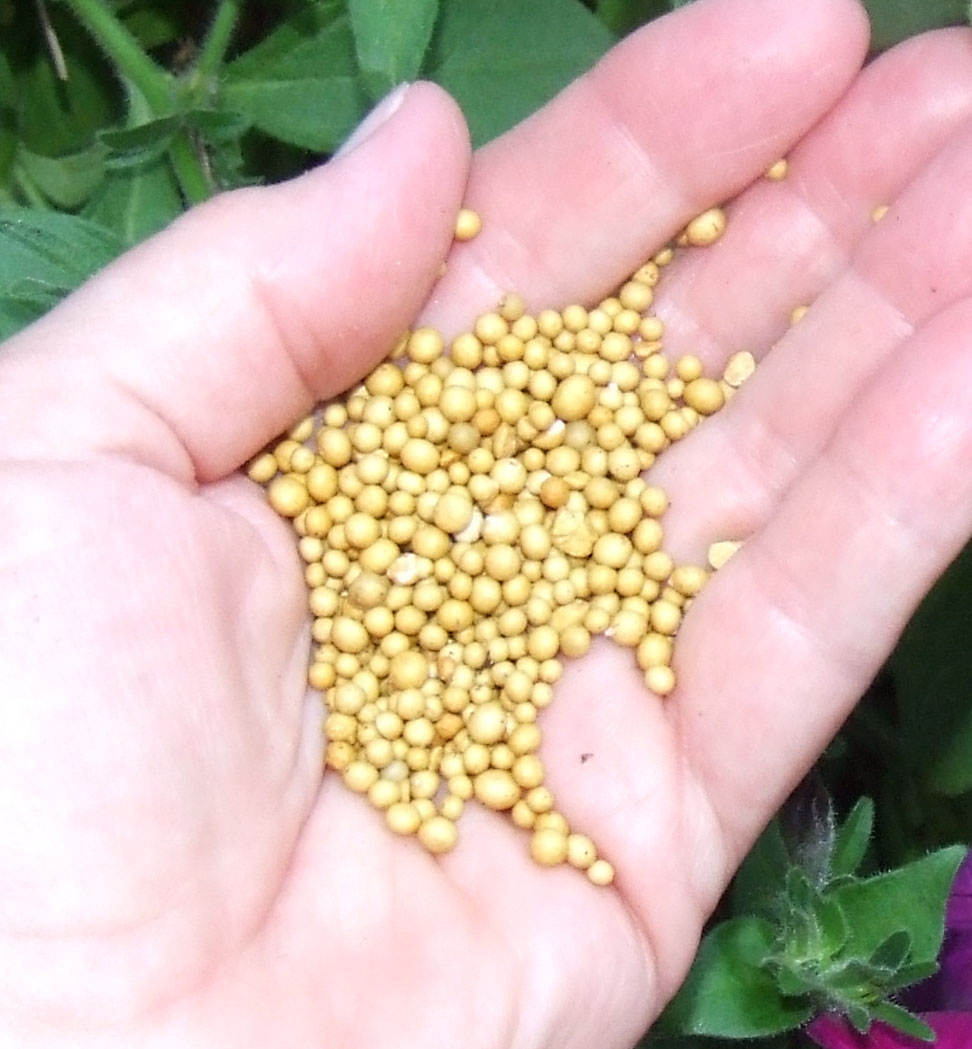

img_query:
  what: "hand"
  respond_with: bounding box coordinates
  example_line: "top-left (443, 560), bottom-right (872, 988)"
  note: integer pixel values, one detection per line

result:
top-left (4, 0), bottom-right (972, 1045)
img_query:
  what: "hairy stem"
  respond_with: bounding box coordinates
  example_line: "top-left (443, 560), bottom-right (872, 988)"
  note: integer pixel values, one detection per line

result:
top-left (60, 0), bottom-right (172, 114)
top-left (195, 0), bottom-right (243, 86)
top-left (168, 134), bottom-right (212, 205)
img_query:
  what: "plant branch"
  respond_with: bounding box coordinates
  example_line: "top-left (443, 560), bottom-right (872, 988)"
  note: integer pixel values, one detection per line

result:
top-left (195, 0), bottom-right (242, 86)
top-left (168, 134), bottom-right (212, 205)
top-left (60, 0), bottom-right (172, 113)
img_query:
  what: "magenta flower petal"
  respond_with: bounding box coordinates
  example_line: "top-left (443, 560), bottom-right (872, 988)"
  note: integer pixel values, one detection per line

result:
top-left (939, 940), bottom-right (972, 1010)
top-left (938, 851), bottom-right (972, 1009)
top-left (807, 1012), bottom-right (972, 1049)
top-left (945, 852), bottom-right (972, 933)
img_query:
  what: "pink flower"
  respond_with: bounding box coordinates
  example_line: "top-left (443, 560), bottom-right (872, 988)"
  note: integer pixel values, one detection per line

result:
top-left (807, 1011), bottom-right (972, 1049)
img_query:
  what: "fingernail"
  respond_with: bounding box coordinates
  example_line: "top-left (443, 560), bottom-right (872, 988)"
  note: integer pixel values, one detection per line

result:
top-left (335, 83), bottom-right (411, 158)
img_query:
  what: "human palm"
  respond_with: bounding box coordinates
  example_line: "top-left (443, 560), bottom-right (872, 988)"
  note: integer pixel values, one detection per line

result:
top-left (5, 0), bottom-right (972, 1045)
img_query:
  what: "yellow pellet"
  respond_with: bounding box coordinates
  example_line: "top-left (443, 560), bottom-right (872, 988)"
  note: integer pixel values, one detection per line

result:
top-left (454, 207), bottom-right (482, 242)
top-left (683, 207), bottom-right (726, 247)
top-left (256, 225), bottom-right (747, 885)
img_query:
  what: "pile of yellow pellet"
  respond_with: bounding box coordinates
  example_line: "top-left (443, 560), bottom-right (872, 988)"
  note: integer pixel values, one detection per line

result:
top-left (248, 206), bottom-right (753, 887)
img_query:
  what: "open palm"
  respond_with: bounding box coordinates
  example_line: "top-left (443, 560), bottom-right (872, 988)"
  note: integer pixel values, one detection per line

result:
top-left (4, 1), bottom-right (972, 1045)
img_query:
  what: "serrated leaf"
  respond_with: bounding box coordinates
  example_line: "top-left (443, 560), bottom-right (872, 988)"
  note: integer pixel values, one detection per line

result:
top-left (426, 0), bottom-right (616, 147)
top-left (221, 2), bottom-right (369, 152)
top-left (0, 208), bottom-right (123, 339)
top-left (890, 540), bottom-right (972, 796)
top-left (349, 0), bottom-right (439, 100)
top-left (831, 797), bottom-right (874, 879)
top-left (656, 917), bottom-right (813, 1038)
top-left (832, 846), bottom-right (966, 968)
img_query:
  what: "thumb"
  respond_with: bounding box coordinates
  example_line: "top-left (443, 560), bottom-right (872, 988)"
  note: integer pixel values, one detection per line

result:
top-left (0, 82), bottom-right (471, 483)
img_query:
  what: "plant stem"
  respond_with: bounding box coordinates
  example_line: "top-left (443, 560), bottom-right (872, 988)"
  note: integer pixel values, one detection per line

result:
top-left (195, 0), bottom-right (242, 85)
top-left (61, 0), bottom-right (215, 205)
top-left (168, 134), bottom-right (212, 205)
top-left (60, 0), bottom-right (172, 114)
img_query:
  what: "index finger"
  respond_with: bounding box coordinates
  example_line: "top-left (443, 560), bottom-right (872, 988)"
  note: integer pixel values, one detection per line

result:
top-left (424, 0), bottom-right (870, 334)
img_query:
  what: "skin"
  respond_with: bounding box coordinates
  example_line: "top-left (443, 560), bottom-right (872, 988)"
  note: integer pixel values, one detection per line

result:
top-left (2, 0), bottom-right (972, 1045)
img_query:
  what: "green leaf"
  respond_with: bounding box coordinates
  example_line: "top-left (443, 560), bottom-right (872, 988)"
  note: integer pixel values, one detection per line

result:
top-left (0, 131), bottom-right (15, 204)
top-left (863, 0), bottom-right (966, 52)
top-left (775, 963), bottom-right (817, 999)
top-left (0, 28), bottom-right (14, 95)
top-left (221, 2), bottom-right (369, 153)
top-left (868, 929), bottom-right (912, 972)
top-left (426, 0), bottom-right (616, 147)
top-left (1, 279), bottom-right (65, 310)
top-left (82, 158), bottom-right (183, 246)
top-left (656, 917), bottom-right (813, 1038)
top-left (188, 108), bottom-right (252, 144)
top-left (831, 846), bottom-right (966, 968)
top-left (784, 867), bottom-right (816, 926)
top-left (0, 208), bottom-right (123, 340)
top-left (775, 870), bottom-right (848, 972)
top-left (884, 960), bottom-right (938, 992)
top-left (814, 892), bottom-right (850, 958)
top-left (348, 0), bottom-right (439, 101)
top-left (890, 540), bottom-right (972, 795)
top-left (847, 1002), bottom-right (872, 1033)
top-left (98, 116), bottom-right (180, 170)
top-left (594, 0), bottom-right (670, 35)
top-left (831, 797), bottom-right (874, 879)
top-left (13, 142), bottom-right (105, 209)
top-left (868, 1001), bottom-right (936, 1042)
top-left (120, 7), bottom-right (181, 52)
top-left (0, 41), bottom-right (15, 195)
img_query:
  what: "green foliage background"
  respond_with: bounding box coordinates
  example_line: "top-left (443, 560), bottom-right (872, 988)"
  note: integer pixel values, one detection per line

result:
top-left (2, 2), bottom-right (972, 1046)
